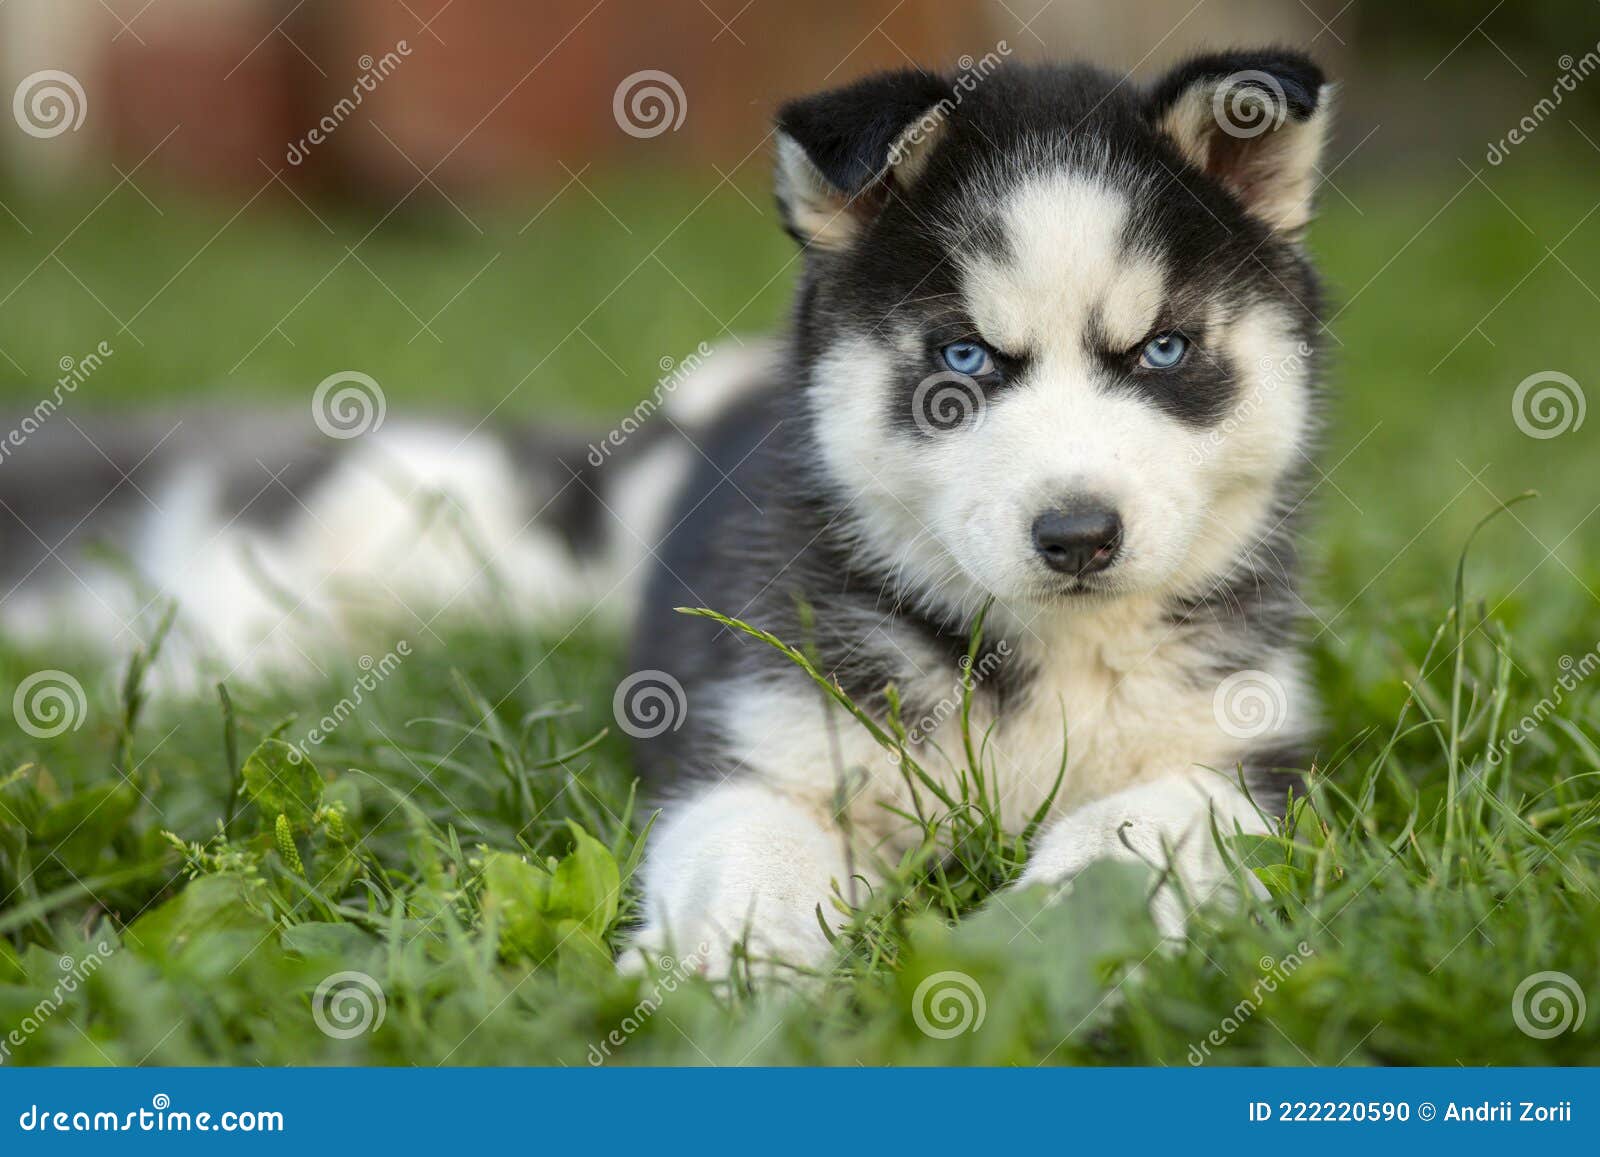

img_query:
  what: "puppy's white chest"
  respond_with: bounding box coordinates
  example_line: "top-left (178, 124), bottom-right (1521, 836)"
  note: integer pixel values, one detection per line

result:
top-left (973, 617), bottom-right (1225, 827)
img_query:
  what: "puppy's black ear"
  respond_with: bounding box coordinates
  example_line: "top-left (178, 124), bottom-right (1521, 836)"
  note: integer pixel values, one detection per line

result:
top-left (1146, 50), bottom-right (1333, 236)
top-left (774, 69), bottom-right (951, 250)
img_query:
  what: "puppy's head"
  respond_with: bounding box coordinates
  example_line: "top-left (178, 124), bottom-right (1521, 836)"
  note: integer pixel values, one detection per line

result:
top-left (777, 53), bottom-right (1331, 613)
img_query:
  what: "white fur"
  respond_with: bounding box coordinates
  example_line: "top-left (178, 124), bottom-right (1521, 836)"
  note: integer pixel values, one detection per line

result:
top-left (627, 779), bottom-right (863, 979)
top-left (638, 166), bottom-right (1318, 975)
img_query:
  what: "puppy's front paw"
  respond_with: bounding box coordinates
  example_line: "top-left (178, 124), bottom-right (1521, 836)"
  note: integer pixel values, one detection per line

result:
top-left (1019, 782), bottom-right (1268, 939)
top-left (620, 909), bottom-right (830, 986)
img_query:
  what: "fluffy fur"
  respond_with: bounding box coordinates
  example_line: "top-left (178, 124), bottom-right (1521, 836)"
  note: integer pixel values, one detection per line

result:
top-left (0, 50), bottom-right (1334, 982)
top-left (627, 53), bottom-right (1333, 974)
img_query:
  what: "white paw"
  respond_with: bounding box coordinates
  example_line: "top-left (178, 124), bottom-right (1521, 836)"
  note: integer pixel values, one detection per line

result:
top-left (620, 906), bottom-right (832, 986)
top-left (1019, 780), bottom-right (1269, 939)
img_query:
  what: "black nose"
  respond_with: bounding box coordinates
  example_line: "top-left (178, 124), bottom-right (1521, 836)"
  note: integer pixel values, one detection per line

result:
top-left (1031, 506), bottom-right (1123, 576)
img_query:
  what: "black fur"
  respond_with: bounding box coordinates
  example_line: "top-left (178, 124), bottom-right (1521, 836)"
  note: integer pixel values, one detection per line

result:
top-left (631, 56), bottom-right (1326, 811)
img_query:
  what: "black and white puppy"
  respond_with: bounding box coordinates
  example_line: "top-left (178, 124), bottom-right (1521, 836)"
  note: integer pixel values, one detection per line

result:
top-left (0, 49), bottom-right (1331, 978)
top-left (626, 51), bottom-right (1331, 973)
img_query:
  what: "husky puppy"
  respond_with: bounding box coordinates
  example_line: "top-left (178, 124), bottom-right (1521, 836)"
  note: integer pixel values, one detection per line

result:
top-left (0, 48), bottom-right (1332, 980)
top-left (626, 50), bottom-right (1332, 973)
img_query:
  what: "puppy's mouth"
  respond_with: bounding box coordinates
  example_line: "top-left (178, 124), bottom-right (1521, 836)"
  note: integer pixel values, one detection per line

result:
top-left (1022, 570), bottom-right (1122, 603)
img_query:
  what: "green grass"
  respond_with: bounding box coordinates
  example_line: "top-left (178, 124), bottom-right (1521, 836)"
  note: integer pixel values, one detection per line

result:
top-left (1, 146), bottom-right (1598, 1065)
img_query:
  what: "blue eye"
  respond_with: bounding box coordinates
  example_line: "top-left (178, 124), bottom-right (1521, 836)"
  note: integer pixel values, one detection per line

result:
top-left (940, 340), bottom-right (995, 377)
top-left (1140, 332), bottom-right (1188, 369)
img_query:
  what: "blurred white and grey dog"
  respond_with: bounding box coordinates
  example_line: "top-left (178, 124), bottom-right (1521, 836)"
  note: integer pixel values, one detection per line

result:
top-left (1, 49), bottom-right (1332, 976)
